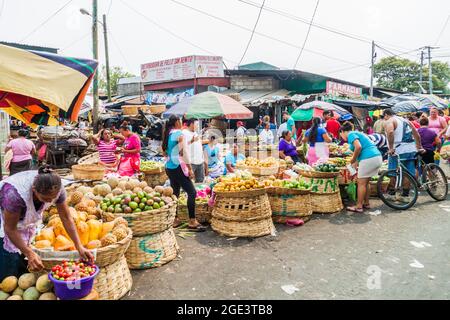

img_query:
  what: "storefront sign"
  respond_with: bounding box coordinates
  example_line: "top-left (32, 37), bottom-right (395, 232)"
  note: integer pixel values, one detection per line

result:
top-left (326, 81), bottom-right (362, 97)
top-left (141, 56), bottom-right (224, 83)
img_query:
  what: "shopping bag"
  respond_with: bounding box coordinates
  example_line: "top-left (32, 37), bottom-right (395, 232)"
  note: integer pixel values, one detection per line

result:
top-left (345, 181), bottom-right (357, 202)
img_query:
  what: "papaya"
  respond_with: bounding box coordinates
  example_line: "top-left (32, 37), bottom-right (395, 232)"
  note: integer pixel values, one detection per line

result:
top-left (47, 216), bottom-right (61, 228)
top-left (99, 221), bottom-right (114, 239)
top-left (36, 274), bottom-right (53, 293)
top-left (39, 292), bottom-right (57, 300)
top-left (18, 273), bottom-right (35, 290)
top-left (34, 240), bottom-right (52, 249)
top-left (87, 219), bottom-right (102, 242)
top-left (54, 221), bottom-right (70, 239)
top-left (78, 212), bottom-right (88, 222)
top-left (23, 287), bottom-right (40, 300)
top-left (77, 221), bottom-right (89, 246)
top-left (35, 227), bottom-right (55, 245)
top-left (54, 235), bottom-right (75, 251)
top-left (0, 276), bottom-right (18, 293)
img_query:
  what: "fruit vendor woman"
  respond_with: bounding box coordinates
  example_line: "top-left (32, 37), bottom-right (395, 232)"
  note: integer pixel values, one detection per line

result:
top-left (224, 144), bottom-right (245, 174)
top-left (0, 167), bottom-right (93, 279)
top-left (115, 121), bottom-right (142, 177)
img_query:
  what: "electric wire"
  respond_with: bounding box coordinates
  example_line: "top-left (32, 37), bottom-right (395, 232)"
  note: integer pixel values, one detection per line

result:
top-left (237, 0), bottom-right (265, 66)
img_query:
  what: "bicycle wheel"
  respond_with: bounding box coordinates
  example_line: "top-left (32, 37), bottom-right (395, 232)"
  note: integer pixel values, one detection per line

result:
top-left (377, 169), bottom-right (419, 210)
top-left (422, 163), bottom-right (448, 201)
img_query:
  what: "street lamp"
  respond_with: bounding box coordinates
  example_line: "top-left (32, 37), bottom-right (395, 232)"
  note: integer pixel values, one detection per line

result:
top-left (80, 7), bottom-right (112, 103)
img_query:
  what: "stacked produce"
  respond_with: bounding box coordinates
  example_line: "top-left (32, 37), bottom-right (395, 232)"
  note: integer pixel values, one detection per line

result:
top-left (0, 273), bottom-right (56, 300)
top-left (314, 163), bottom-right (340, 173)
top-left (329, 143), bottom-right (352, 156)
top-left (213, 175), bottom-right (265, 193)
top-left (237, 157), bottom-right (279, 168)
top-left (263, 178), bottom-right (311, 190)
top-left (140, 160), bottom-right (165, 172)
top-left (327, 157), bottom-right (351, 167)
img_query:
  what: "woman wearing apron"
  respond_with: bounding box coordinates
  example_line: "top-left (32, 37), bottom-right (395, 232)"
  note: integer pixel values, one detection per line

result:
top-left (303, 117), bottom-right (332, 166)
top-left (0, 167), bottom-right (94, 279)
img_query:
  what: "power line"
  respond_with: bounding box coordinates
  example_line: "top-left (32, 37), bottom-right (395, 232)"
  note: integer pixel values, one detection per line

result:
top-left (168, 0), bottom-right (369, 68)
top-left (238, 0), bottom-right (265, 66)
top-left (292, 0), bottom-right (320, 69)
top-left (237, 0), bottom-right (414, 54)
top-left (108, 29), bottom-right (132, 71)
top-left (435, 14), bottom-right (450, 45)
top-left (20, 0), bottom-right (74, 42)
top-left (119, 0), bottom-right (239, 66)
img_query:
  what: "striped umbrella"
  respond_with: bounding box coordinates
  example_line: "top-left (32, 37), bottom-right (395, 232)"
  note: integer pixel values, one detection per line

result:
top-left (291, 101), bottom-right (349, 121)
top-left (0, 44), bottom-right (98, 129)
top-left (163, 91), bottom-right (253, 120)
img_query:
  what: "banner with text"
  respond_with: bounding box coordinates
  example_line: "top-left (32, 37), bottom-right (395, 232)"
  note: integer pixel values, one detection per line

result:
top-left (141, 56), bottom-right (224, 83)
top-left (326, 81), bottom-right (362, 97)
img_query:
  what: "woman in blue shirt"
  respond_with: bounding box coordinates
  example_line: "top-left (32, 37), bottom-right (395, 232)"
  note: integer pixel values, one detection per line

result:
top-left (303, 117), bottom-right (332, 166)
top-left (224, 144), bottom-right (245, 175)
top-left (162, 115), bottom-right (206, 231)
top-left (339, 122), bottom-right (383, 213)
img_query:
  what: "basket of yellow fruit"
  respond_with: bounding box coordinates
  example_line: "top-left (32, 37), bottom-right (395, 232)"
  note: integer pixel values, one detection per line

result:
top-left (211, 173), bottom-right (275, 237)
top-left (236, 157), bottom-right (280, 176)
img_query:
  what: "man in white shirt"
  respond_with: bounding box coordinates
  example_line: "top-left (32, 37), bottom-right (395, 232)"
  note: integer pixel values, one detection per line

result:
top-left (277, 122), bottom-right (288, 140)
top-left (236, 121), bottom-right (247, 139)
top-left (182, 119), bottom-right (205, 183)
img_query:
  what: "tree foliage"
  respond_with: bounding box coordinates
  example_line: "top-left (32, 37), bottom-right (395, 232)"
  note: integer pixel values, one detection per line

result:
top-left (374, 57), bottom-right (450, 93)
top-left (99, 66), bottom-right (135, 96)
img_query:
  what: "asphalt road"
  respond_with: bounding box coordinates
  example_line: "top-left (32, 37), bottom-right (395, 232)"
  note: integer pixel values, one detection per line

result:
top-left (126, 164), bottom-right (450, 300)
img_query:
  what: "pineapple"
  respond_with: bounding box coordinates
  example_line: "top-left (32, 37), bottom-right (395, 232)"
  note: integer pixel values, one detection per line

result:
top-left (100, 234), bottom-right (117, 247)
top-left (112, 228), bottom-right (127, 241)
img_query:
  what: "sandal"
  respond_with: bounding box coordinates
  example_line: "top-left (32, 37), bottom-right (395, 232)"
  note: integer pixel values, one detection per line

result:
top-left (363, 204), bottom-right (371, 209)
top-left (346, 206), bottom-right (364, 213)
top-left (187, 224), bottom-right (207, 232)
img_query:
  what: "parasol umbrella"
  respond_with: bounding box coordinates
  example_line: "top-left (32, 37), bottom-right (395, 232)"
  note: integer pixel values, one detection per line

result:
top-left (392, 101), bottom-right (421, 114)
top-left (291, 101), bottom-right (350, 121)
top-left (162, 91), bottom-right (253, 120)
top-left (0, 44), bottom-right (98, 129)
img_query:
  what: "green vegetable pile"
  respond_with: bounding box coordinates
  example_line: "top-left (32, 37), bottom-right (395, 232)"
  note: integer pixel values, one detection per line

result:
top-left (281, 179), bottom-right (311, 190)
top-left (314, 164), bottom-right (339, 173)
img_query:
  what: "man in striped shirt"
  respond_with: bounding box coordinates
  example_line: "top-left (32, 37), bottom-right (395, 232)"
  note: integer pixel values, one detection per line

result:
top-left (368, 133), bottom-right (388, 160)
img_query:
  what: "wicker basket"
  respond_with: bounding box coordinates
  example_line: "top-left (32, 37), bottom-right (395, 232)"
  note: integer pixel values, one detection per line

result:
top-left (122, 105), bottom-right (139, 115)
top-left (125, 228), bottom-right (179, 269)
top-left (268, 188), bottom-right (312, 222)
top-left (78, 152), bottom-right (99, 165)
top-left (302, 175), bottom-right (339, 194)
top-left (211, 189), bottom-right (275, 237)
top-left (177, 202), bottom-right (212, 224)
top-left (369, 180), bottom-right (389, 197)
top-left (35, 228), bottom-right (133, 270)
top-left (94, 256), bottom-right (132, 300)
top-left (142, 170), bottom-right (168, 188)
top-left (211, 217), bottom-right (275, 238)
top-left (311, 191), bottom-right (344, 214)
top-left (72, 164), bottom-right (105, 181)
top-left (149, 105), bottom-right (166, 114)
top-left (235, 165), bottom-right (279, 176)
top-left (298, 169), bottom-right (341, 179)
top-left (114, 203), bottom-right (176, 236)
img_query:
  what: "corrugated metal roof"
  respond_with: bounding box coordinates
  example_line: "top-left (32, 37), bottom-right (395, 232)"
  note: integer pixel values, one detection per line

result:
top-left (220, 89), bottom-right (292, 106)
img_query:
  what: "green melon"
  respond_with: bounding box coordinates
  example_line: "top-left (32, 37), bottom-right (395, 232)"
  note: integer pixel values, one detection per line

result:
top-left (7, 295), bottom-right (22, 300)
top-left (18, 273), bottom-right (36, 290)
top-left (23, 287), bottom-right (40, 300)
top-left (0, 291), bottom-right (10, 300)
top-left (12, 287), bottom-right (24, 297)
top-left (39, 292), bottom-right (57, 300)
top-left (36, 274), bottom-right (53, 293)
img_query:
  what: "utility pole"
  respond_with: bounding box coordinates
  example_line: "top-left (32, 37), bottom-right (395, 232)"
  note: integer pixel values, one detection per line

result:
top-left (370, 40), bottom-right (376, 98)
top-left (92, 0), bottom-right (99, 133)
top-left (427, 46), bottom-right (433, 94)
top-left (103, 14), bottom-right (111, 102)
top-left (424, 46), bottom-right (439, 94)
top-left (419, 50), bottom-right (424, 85)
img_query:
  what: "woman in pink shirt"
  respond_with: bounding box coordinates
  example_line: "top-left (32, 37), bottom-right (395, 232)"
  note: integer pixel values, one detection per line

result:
top-left (5, 130), bottom-right (36, 176)
top-left (428, 107), bottom-right (448, 137)
top-left (116, 122), bottom-right (141, 177)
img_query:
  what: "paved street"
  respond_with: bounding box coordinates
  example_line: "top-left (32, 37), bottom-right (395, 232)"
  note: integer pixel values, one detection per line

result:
top-left (126, 166), bottom-right (450, 300)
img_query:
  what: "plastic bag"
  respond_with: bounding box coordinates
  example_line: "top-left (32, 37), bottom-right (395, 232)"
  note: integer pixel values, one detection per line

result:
top-left (346, 181), bottom-right (357, 202)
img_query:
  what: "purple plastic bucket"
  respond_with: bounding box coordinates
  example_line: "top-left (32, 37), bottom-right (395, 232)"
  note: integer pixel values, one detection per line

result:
top-left (48, 265), bottom-right (99, 300)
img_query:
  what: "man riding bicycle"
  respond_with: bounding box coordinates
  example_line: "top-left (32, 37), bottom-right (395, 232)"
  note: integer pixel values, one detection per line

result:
top-left (383, 108), bottom-right (425, 202)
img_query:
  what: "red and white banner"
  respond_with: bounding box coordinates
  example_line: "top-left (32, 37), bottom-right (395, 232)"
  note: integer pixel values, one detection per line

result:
top-left (326, 81), bottom-right (362, 97)
top-left (141, 55), bottom-right (224, 83)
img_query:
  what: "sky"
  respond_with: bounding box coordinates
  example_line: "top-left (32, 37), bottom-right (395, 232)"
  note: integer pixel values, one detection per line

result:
top-left (1, 0), bottom-right (450, 87)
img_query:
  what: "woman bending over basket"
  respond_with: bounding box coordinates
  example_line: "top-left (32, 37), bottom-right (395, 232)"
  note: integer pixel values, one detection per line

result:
top-left (339, 122), bottom-right (383, 213)
top-left (162, 115), bottom-right (206, 232)
top-left (0, 166), bottom-right (93, 279)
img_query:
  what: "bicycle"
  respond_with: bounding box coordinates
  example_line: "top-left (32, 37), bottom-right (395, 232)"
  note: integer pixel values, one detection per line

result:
top-left (377, 153), bottom-right (448, 210)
